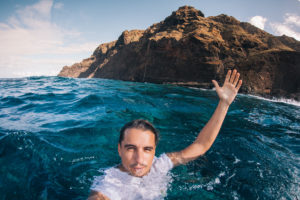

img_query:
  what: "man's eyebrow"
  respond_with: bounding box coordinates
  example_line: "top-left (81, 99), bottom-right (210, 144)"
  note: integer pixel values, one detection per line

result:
top-left (144, 146), bottom-right (154, 149)
top-left (123, 144), bottom-right (154, 149)
top-left (124, 144), bottom-right (137, 148)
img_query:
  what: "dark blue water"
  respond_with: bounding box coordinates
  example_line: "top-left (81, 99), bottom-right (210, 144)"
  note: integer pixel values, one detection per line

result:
top-left (0, 76), bottom-right (299, 200)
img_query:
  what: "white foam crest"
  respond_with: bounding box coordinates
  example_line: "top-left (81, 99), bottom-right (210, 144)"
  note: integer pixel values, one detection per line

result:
top-left (240, 94), bottom-right (300, 107)
top-left (188, 87), bottom-right (215, 91)
top-left (225, 173), bottom-right (236, 186)
top-left (233, 157), bottom-right (241, 164)
top-left (188, 86), bottom-right (300, 107)
top-left (232, 191), bottom-right (240, 200)
top-left (203, 171), bottom-right (226, 191)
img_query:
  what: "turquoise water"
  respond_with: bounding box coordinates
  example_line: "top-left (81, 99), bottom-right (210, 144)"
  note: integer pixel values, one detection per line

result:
top-left (0, 76), bottom-right (299, 200)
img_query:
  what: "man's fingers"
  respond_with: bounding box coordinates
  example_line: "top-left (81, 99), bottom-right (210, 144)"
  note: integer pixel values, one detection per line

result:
top-left (212, 80), bottom-right (220, 89)
top-left (225, 70), bottom-right (231, 83)
top-left (229, 69), bottom-right (237, 83)
top-left (236, 80), bottom-right (242, 91)
top-left (233, 73), bottom-right (240, 86)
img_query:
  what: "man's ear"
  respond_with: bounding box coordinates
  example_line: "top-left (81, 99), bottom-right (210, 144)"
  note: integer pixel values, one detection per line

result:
top-left (118, 143), bottom-right (121, 157)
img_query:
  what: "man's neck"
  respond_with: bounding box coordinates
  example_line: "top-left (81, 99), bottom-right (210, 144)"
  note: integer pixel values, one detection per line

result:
top-left (118, 164), bottom-right (127, 172)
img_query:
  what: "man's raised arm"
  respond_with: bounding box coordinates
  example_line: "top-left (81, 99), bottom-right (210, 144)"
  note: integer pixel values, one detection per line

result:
top-left (167, 69), bottom-right (242, 166)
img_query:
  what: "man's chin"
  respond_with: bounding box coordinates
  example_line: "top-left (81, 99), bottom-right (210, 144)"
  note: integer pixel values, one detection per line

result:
top-left (130, 168), bottom-right (149, 177)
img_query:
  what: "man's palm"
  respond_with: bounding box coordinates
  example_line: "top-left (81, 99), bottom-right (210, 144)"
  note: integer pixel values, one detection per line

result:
top-left (212, 69), bottom-right (242, 106)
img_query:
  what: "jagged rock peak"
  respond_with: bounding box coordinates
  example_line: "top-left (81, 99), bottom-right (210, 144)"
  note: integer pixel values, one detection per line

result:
top-left (210, 14), bottom-right (240, 25)
top-left (164, 5), bottom-right (205, 26)
top-left (175, 5), bottom-right (204, 17)
top-left (115, 29), bottom-right (145, 46)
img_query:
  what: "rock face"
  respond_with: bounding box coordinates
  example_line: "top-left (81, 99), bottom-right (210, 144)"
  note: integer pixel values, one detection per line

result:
top-left (58, 6), bottom-right (300, 100)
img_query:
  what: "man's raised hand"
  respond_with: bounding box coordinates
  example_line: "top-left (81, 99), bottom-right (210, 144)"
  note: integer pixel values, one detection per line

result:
top-left (212, 69), bottom-right (242, 106)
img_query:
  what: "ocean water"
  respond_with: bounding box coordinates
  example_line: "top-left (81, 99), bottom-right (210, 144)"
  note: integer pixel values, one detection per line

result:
top-left (0, 76), bottom-right (299, 200)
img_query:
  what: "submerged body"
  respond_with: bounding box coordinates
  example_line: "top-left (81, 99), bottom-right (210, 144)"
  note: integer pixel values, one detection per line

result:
top-left (90, 154), bottom-right (173, 200)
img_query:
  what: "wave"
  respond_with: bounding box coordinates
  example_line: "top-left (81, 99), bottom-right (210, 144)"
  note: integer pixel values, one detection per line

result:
top-left (187, 86), bottom-right (300, 107)
top-left (243, 94), bottom-right (300, 107)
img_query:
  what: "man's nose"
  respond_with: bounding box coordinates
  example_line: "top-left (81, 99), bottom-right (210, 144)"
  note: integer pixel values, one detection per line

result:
top-left (134, 149), bottom-right (144, 164)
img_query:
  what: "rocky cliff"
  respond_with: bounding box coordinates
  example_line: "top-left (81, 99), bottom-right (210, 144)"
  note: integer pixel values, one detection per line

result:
top-left (58, 6), bottom-right (300, 100)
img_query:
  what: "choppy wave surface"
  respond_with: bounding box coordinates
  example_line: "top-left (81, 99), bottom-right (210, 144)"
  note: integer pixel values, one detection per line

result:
top-left (0, 76), bottom-right (299, 200)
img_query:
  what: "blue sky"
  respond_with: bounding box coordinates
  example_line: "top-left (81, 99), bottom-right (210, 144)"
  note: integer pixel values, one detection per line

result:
top-left (0, 0), bottom-right (300, 78)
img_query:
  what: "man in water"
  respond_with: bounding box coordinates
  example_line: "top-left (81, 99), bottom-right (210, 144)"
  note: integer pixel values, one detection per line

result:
top-left (88, 69), bottom-right (242, 200)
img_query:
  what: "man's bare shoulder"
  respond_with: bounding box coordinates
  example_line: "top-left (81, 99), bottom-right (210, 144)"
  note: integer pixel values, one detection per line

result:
top-left (166, 151), bottom-right (200, 166)
top-left (166, 151), bottom-right (184, 166)
top-left (87, 190), bottom-right (110, 200)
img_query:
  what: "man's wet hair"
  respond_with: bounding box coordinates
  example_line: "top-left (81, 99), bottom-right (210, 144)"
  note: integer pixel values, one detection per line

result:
top-left (119, 119), bottom-right (159, 145)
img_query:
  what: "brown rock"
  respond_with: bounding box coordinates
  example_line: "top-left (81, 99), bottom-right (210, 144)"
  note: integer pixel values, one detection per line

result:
top-left (58, 5), bottom-right (300, 101)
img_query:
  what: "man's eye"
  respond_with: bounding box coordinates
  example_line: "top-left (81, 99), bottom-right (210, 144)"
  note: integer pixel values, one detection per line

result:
top-left (145, 148), bottom-right (153, 152)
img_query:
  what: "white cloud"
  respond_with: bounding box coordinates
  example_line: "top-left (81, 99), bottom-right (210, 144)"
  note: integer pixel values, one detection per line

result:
top-left (270, 23), bottom-right (300, 40)
top-left (0, 0), bottom-right (98, 78)
top-left (249, 16), bottom-right (267, 30)
top-left (284, 13), bottom-right (300, 27)
top-left (269, 13), bottom-right (300, 41)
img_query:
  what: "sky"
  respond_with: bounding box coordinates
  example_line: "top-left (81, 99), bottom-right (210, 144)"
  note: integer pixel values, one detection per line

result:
top-left (0, 0), bottom-right (300, 78)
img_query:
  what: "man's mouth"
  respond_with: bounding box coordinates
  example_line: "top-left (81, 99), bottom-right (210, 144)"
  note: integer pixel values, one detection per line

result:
top-left (133, 166), bottom-right (144, 171)
top-left (132, 166), bottom-right (146, 174)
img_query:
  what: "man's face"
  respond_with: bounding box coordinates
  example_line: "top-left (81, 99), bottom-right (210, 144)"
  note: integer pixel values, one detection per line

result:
top-left (118, 128), bottom-right (156, 177)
